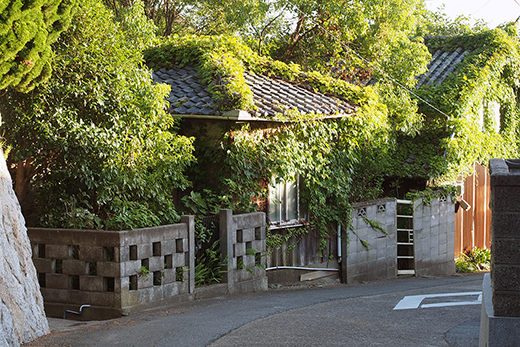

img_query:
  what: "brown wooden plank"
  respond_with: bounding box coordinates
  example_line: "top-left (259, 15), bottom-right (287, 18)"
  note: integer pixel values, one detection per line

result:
top-left (474, 163), bottom-right (486, 249)
top-left (462, 168), bottom-right (475, 253)
top-left (455, 204), bottom-right (463, 257)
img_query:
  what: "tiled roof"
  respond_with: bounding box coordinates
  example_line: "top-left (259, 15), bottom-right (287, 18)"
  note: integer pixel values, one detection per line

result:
top-left (153, 66), bottom-right (217, 116)
top-left (244, 73), bottom-right (355, 118)
top-left (416, 47), bottom-right (470, 88)
top-left (152, 65), bottom-right (356, 120)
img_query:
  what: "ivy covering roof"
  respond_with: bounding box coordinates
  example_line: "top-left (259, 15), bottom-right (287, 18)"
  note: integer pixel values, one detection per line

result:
top-left (416, 47), bottom-right (471, 88)
top-left (153, 65), bottom-right (356, 120)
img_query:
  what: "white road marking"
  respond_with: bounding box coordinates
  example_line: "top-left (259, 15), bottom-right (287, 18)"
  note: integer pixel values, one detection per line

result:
top-left (393, 291), bottom-right (482, 310)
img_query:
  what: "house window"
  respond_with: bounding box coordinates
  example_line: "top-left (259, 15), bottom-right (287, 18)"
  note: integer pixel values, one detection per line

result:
top-left (269, 175), bottom-right (301, 227)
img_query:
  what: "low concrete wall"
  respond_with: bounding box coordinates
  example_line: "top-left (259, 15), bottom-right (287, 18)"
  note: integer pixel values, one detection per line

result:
top-left (343, 198), bottom-right (397, 283)
top-left (29, 210), bottom-right (268, 320)
top-left (28, 216), bottom-right (195, 320)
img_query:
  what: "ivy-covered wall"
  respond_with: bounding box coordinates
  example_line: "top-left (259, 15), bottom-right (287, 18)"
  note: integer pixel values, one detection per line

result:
top-left (146, 28), bottom-right (520, 255)
top-left (410, 25), bottom-right (520, 183)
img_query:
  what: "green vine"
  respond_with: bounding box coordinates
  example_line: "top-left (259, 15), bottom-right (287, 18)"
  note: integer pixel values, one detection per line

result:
top-left (404, 186), bottom-right (457, 206)
top-left (362, 216), bottom-right (388, 235)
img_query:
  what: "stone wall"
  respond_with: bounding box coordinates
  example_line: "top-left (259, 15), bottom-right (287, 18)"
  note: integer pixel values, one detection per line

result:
top-left (0, 150), bottom-right (49, 346)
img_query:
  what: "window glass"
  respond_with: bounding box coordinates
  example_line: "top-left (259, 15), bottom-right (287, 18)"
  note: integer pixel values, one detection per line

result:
top-left (269, 175), bottom-right (299, 224)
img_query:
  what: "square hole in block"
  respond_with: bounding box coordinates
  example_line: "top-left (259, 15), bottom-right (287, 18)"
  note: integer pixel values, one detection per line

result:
top-left (175, 267), bottom-right (184, 282)
top-left (236, 229), bottom-right (243, 243)
top-left (141, 258), bottom-right (149, 271)
top-left (103, 247), bottom-right (114, 262)
top-left (164, 254), bottom-right (173, 269)
top-left (153, 271), bottom-right (162, 286)
top-left (129, 245), bottom-right (138, 260)
top-left (88, 261), bottom-right (97, 276)
top-left (246, 241), bottom-right (252, 252)
top-left (175, 239), bottom-right (183, 253)
top-left (255, 252), bottom-right (262, 266)
top-left (38, 273), bottom-right (46, 288)
top-left (255, 227), bottom-right (262, 240)
top-left (103, 277), bottom-right (115, 292)
top-left (37, 244), bottom-right (46, 258)
top-left (237, 255), bottom-right (244, 270)
top-left (69, 275), bottom-right (80, 290)
top-left (53, 259), bottom-right (63, 274)
top-left (69, 245), bottom-right (80, 260)
top-left (153, 242), bottom-right (161, 256)
top-left (129, 275), bottom-right (138, 291)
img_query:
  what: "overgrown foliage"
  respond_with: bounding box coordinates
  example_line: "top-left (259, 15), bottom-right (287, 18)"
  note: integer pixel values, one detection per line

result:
top-left (413, 25), bottom-right (520, 182)
top-left (1, 0), bottom-right (195, 229)
top-left (0, 0), bottom-right (78, 92)
top-left (456, 248), bottom-right (491, 273)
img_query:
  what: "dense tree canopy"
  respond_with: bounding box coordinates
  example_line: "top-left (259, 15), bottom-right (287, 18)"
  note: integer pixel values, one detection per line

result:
top-left (0, 0), bottom-right (77, 92)
top-left (1, 0), bottom-right (194, 229)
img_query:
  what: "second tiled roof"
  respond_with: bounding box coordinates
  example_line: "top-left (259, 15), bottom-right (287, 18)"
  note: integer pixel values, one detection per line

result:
top-left (416, 47), bottom-right (470, 88)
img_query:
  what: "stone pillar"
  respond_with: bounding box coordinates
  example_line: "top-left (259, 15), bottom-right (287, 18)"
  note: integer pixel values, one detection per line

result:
top-left (0, 148), bottom-right (49, 346)
top-left (181, 215), bottom-right (195, 294)
top-left (219, 209), bottom-right (234, 292)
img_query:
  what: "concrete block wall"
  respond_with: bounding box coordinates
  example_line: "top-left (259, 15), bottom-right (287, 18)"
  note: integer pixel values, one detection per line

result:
top-left (343, 198), bottom-right (397, 284)
top-left (28, 216), bottom-right (195, 320)
top-left (343, 196), bottom-right (455, 284)
top-left (220, 209), bottom-right (268, 293)
top-left (414, 196), bottom-right (456, 277)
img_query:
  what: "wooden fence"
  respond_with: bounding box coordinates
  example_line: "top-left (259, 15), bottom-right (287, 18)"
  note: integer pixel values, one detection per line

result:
top-left (455, 162), bottom-right (491, 256)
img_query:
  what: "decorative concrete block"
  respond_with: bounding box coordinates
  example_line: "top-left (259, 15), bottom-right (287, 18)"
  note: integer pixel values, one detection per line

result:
top-left (137, 244), bottom-right (152, 259)
top-left (97, 262), bottom-right (120, 278)
top-left (80, 276), bottom-right (104, 292)
top-left (148, 257), bottom-right (164, 272)
top-left (45, 274), bottom-right (69, 290)
top-left (122, 260), bottom-right (141, 277)
top-left (45, 244), bottom-right (70, 260)
top-left (79, 246), bottom-right (104, 262)
top-left (63, 260), bottom-right (87, 275)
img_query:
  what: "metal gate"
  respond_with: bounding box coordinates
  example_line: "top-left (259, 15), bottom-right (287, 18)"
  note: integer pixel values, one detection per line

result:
top-left (397, 199), bottom-right (415, 275)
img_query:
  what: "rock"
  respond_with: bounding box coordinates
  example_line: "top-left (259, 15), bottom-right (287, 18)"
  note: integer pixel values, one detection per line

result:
top-left (0, 150), bottom-right (49, 346)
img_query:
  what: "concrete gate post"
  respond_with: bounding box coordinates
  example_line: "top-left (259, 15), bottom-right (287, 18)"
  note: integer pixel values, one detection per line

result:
top-left (480, 159), bottom-right (520, 346)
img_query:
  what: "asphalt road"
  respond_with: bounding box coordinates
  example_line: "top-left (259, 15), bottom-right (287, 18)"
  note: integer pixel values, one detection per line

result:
top-left (25, 273), bottom-right (485, 347)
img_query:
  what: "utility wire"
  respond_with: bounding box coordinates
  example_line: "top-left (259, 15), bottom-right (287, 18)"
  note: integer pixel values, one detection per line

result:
top-left (472, 0), bottom-right (493, 16)
top-left (285, 0), bottom-right (451, 119)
